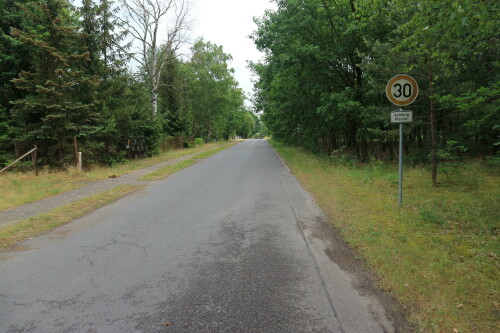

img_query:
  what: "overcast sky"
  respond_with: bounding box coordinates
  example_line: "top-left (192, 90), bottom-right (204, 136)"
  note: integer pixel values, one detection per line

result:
top-left (189, 0), bottom-right (276, 105)
top-left (71, 0), bottom-right (275, 106)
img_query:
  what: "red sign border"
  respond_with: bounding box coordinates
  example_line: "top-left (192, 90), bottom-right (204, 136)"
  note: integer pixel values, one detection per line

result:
top-left (386, 74), bottom-right (419, 106)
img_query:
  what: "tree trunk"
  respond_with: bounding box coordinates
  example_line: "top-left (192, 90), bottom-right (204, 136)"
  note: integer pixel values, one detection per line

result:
top-left (428, 59), bottom-right (438, 186)
top-left (151, 70), bottom-right (159, 117)
top-left (359, 129), bottom-right (369, 162)
top-left (151, 90), bottom-right (158, 117)
top-left (58, 137), bottom-right (64, 162)
top-left (417, 127), bottom-right (424, 149)
top-left (74, 136), bottom-right (78, 167)
top-left (15, 142), bottom-right (20, 158)
top-left (207, 112), bottom-right (212, 141)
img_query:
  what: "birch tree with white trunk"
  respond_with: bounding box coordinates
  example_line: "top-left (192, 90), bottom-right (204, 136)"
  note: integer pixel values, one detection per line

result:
top-left (120, 0), bottom-right (190, 117)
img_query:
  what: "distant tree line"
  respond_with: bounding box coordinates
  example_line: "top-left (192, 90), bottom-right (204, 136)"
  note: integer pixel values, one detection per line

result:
top-left (0, 0), bottom-right (256, 168)
top-left (251, 0), bottom-right (498, 183)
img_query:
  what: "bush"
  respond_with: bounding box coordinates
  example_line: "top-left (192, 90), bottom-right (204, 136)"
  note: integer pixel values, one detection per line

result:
top-left (194, 138), bottom-right (204, 147)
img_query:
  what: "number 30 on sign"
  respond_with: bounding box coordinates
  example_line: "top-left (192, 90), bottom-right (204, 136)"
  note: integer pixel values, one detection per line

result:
top-left (386, 74), bottom-right (419, 106)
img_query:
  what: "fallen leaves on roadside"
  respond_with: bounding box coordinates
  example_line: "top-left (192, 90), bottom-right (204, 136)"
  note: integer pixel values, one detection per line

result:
top-left (160, 322), bottom-right (172, 326)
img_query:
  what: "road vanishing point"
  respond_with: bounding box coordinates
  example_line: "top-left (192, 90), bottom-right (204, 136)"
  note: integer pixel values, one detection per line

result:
top-left (0, 140), bottom-right (407, 332)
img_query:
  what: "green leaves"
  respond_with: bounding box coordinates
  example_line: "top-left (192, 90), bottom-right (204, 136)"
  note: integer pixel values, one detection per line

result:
top-left (183, 39), bottom-right (246, 140)
top-left (252, 0), bottom-right (498, 165)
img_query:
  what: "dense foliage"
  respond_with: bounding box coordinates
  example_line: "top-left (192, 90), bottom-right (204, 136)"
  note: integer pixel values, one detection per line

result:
top-left (157, 39), bottom-right (256, 142)
top-left (0, 0), bottom-right (254, 168)
top-left (251, 0), bottom-right (499, 181)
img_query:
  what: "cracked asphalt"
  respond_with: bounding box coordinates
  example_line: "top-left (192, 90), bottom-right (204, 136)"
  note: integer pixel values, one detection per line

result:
top-left (0, 140), bottom-right (410, 332)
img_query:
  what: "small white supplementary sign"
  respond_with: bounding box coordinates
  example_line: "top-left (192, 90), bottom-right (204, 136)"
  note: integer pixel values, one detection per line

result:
top-left (391, 110), bottom-right (413, 123)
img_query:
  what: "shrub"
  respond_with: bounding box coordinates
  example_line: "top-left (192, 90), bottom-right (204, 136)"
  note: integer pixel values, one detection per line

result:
top-left (194, 138), bottom-right (204, 147)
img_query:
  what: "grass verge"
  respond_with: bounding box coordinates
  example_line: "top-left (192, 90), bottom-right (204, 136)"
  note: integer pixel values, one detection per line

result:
top-left (0, 142), bottom-right (229, 211)
top-left (140, 142), bottom-right (236, 181)
top-left (269, 140), bottom-right (499, 333)
top-left (192, 143), bottom-right (234, 159)
top-left (0, 185), bottom-right (140, 250)
top-left (141, 159), bottom-right (197, 181)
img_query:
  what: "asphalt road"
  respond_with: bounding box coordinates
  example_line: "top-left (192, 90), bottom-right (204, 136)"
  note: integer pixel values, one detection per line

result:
top-left (0, 140), bottom-right (402, 332)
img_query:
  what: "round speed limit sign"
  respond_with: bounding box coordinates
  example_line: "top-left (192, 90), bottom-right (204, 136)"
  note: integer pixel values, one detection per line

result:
top-left (386, 74), bottom-right (419, 106)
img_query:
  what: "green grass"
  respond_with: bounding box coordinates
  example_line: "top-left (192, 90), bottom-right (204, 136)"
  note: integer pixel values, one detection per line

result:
top-left (0, 185), bottom-right (141, 250)
top-left (140, 159), bottom-right (197, 181)
top-left (270, 140), bottom-right (499, 333)
top-left (140, 142), bottom-right (236, 181)
top-left (0, 171), bottom-right (86, 211)
top-left (192, 144), bottom-right (234, 159)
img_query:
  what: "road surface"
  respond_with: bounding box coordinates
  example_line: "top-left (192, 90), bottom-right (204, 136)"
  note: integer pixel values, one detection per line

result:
top-left (0, 140), bottom-right (405, 332)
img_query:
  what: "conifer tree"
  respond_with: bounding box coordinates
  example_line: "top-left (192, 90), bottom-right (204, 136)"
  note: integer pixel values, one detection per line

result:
top-left (0, 0), bottom-right (32, 165)
top-left (10, 0), bottom-right (100, 165)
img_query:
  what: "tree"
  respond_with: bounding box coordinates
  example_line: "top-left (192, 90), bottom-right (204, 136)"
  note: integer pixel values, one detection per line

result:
top-left (78, 0), bottom-right (135, 163)
top-left (242, 111), bottom-right (256, 138)
top-left (369, 0), bottom-right (499, 184)
top-left (158, 55), bottom-right (190, 136)
top-left (185, 39), bottom-right (244, 141)
top-left (252, 0), bottom-right (369, 156)
top-left (10, 0), bottom-right (101, 165)
top-left (252, 0), bottom-right (499, 183)
top-left (0, 0), bottom-right (32, 165)
top-left (120, 0), bottom-right (190, 117)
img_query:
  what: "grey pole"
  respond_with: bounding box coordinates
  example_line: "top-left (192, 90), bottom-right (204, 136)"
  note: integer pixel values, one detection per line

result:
top-left (398, 108), bottom-right (404, 207)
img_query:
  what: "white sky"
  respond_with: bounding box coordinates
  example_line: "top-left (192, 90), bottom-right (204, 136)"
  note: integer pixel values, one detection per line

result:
top-left (72, 0), bottom-right (274, 106)
top-left (189, 0), bottom-right (276, 105)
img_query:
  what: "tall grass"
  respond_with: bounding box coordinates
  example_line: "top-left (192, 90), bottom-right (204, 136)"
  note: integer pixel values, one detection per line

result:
top-left (0, 169), bottom-right (86, 211)
top-left (270, 140), bottom-right (499, 332)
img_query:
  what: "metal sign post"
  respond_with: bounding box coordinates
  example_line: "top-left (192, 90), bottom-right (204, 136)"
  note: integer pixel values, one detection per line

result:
top-left (386, 74), bottom-right (419, 207)
top-left (398, 114), bottom-right (404, 207)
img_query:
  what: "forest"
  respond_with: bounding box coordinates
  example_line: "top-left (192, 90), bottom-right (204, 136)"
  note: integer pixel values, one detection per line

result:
top-left (251, 0), bottom-right (498, 184)
top-left (0, 0), bottom-right (259, 168)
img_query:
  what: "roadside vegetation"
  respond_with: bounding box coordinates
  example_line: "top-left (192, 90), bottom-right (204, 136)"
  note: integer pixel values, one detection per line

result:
top-left (0, 0), bottom-right (265, 170)
top-left (270, 140), bottom-right (499, 332)
top-left (254, 2), bottom-right (498, 329)
top-left (0, 185), bottom-right (140, 250)
top-left (140, 143), bottom-right (235, 181)
top-left (0, 141), bottom-right (237, 250)
top-left (0, 142), bottom-right (229, 211)
top-left (252, 0), bottom-right (498, 185)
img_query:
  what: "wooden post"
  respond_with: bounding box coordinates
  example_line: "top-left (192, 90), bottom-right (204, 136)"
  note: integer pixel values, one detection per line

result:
top-left (0, 146), bottom-right (38, 173)
top-left (77, 152), bottom-right (82, 172)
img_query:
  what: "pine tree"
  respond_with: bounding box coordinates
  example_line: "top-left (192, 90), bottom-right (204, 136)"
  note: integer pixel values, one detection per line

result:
top-left (0, 0), bottom-right (32, 165)
top-left (10, 0), bottom-right (100, 165)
